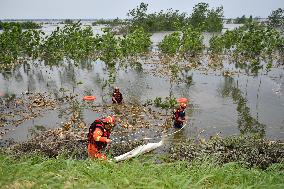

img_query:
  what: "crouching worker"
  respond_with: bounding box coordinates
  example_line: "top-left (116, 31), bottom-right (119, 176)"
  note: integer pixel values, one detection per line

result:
top-left (173, 103), bottom-right (187, 128)
top-left (87, 115), bottom-right (116, 160)
top-left (112, 87), bottom-right (123, 104)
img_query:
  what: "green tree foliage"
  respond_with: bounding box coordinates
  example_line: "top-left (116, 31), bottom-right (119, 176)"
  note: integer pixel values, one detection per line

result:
top-left (121, 27), bottom-right (151, 57)
top-left (0, 21), bottom-right (154, 67)
top-left (127, 2), bottom-right (148, 30)
top-left (127, 2), bottom-right (223, 32)
top-left (226, 18), bottom-right (232, 24)
top-left (235, 23), bottom-right (281, 58)
top-left (208, 22), bottom-right (282, 72)
top-left (213, 23), bottom-right (281, 58)
top-left (0, 26), bottom-right (22, 64)
top-left (64, 19), bottom-right (73, 24)
top-left (92, 18), bottom-right (127, 26)
top-left (41, 22), bottom-right (95, 63)
top-left (0, 26), bottom-right (42, 64)
top-left (234, 15), bottom-right (253, 24)
top-left (144, 9), bottom-right (187, 32)
top-left (158, 27), bottom-right (204, 58)
top-left (153, 97), bottom-right (178, 110)
top-left (127, 3), bottom-right (187, 32)
top-left (96, 28), bottom-right (121, 66)
top-left (158, 32), bottom-right (181, 55)
top-left (21, 29), bottom-right (43, 59)
top-left (189, 3), bottom-right (224, 32)
top-left (189, 3), bottom-right (209, 30)
top-left (41, 26), bottom-right (65, 63)
top-left (62, 22), bottom-right (95, 61)
top-left (268, 8), bottom-right (284, 29)
top-left (277, 37), bottom-right (284, 54)
top-left (222, 29), bottom-right (239, 50)
top-left (209, 35), bottom-right (224, 54)
top-left (206, 7), bottom-right (224, 32)
top-left (180, 27), bottom-right (204, 57)
top-left (0, 21), bottom-right (41, 30)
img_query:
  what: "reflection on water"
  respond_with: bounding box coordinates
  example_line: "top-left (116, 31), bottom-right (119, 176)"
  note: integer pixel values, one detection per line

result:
top-left (219, 77), bottom-right (266, 137)
top-left (0, 25), bottom-right (284, 142)
top-left (1, 59), bottom-right (283, 142)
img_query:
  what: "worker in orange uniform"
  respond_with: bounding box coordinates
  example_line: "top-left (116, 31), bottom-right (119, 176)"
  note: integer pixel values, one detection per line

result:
top-left (87, 115), bottom-right (116, 160)
top-left (173, 103), bottom-right (187, 128)
top-left (112, 87), bottom-right (123, 104)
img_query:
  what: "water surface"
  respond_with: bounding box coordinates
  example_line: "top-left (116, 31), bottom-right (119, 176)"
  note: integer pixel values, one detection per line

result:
top-left (0, 23), bottom-right (283, 143)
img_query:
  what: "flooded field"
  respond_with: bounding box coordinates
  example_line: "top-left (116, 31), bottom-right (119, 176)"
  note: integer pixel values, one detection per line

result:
top-left (0, 24), bottom-right (283, 147)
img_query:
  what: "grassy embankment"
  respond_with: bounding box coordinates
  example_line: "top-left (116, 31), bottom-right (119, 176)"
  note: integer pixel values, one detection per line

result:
top-left (0, 154), bottom-right (283, 189)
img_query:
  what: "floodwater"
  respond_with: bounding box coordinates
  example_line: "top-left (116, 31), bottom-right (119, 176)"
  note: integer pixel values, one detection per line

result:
top-left (0, 24), bottom-right (283, 145)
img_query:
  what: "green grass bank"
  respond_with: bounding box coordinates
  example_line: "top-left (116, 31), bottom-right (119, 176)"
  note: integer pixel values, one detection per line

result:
top-left (0, 154), bottom-right (283, 189)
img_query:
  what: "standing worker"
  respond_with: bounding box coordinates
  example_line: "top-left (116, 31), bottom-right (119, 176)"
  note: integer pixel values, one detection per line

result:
top-left (87, 115), bottom-right (116, 160)
top-left (173, 102), bottom-right (187, 128)
top-left (112, 87), bottom-right (123, 104)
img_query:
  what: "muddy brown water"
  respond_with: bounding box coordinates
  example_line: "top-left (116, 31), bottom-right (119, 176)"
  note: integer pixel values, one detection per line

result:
top-left (0, 24), bottom-right (284, 148)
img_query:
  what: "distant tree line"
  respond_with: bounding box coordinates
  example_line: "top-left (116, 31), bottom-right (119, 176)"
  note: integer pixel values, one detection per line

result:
top-left (0, 21), bottom-right (41, 30)
top-left (225, 8), bottom-right (284, 30)
top-left (92, 18), bottom-right (127, 26)
top-left (92, 3), bottom-right (283, 33)
top-left (127, 2), bottom-right (224, 32)
top-left (268, 8), bottom-right (284, 29)
top-left (227, 15), bottom-right (254, 24)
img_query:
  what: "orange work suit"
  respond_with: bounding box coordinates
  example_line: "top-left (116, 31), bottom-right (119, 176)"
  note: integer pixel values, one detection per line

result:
top-left (88, 127), bottom-right (109, 160)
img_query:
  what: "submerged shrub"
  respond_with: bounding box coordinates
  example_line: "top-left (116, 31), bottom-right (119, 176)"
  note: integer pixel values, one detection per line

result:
top-left (209, 35), bottom-right (224, 55)
top-left (121, 27), bottom-right (151, 57)
top-left (190, 2), bottom-right (223, 32)
top-left (180, 27), bottom-right (204, 58)
top-left (158, 32), bottom-right (181, 55)
top-left (169, 135), bottom-right (284, 169)
top-left (0, 26), bottom-right (42, 64)
top-left (96, 28), bottom-right (121, 65)
top-left (0, 21), bottom-right (41, 30)
top-left (41, 22), bottom-right (95, 64)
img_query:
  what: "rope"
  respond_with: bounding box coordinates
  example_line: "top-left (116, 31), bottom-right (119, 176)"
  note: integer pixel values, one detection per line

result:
top-left (112, 122), bottom-right (189, 144)
top-left (143, 122), bottom-right (188, 140)
top-left (112, 122), bottom-right (189, 161)
top-left (111, 130), bottom-right (145, 141)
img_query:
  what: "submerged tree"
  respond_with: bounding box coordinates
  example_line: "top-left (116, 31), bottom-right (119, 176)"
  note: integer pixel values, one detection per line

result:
top-left (268, 8), bottom-right (284, 29)
top-left (189, 2), bottom-right (224, 32)
top-left (127, 2), bottom-right (223, 32)
top-left (96, 28), bottom-right (121, 66)
top-left (127, 2), bottom-right (149, 31)
top-left (180, 27), bottom-right (204, 58)
top-left (121, 27), bottom-right (151, 57)
top-left (206, 6), bottom-right (224, 32)
top-left (158, 32), bottom-right (181, 55)
top-left (234, 15), bottom-right (253, 24)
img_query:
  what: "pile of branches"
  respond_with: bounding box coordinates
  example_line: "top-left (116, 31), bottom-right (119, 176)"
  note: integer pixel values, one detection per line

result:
top-left (169, 135), bottom-right (284, 169)
top-left (3, 128), bottom-right (144, 159)
top-left (4, 128), bottom-right (88, 159)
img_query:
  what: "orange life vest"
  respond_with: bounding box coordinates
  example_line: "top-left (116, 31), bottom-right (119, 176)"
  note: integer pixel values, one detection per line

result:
top-left (87, 119), bottom-right (110, 150)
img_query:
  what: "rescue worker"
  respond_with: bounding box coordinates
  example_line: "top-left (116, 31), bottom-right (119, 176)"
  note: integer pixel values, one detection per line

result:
top-left (173, 102), bottom-right (187, 128)
top-left (87, 115), bottom-right (116, 160)
top-left (112, 87), bottom-right (123, 104)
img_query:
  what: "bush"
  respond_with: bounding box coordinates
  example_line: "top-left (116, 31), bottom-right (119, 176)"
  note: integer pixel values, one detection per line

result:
top-left (169, 135), bottom-right (284, 169)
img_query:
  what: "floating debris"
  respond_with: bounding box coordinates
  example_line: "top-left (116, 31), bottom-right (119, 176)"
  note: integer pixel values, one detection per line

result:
top-left (168, 135), bottom-right (284, 169)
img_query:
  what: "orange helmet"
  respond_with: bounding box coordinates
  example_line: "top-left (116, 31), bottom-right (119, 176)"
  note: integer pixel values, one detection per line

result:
top-left (103, 115), bottom-right (116, 125)
top-left (180, 103), bottom-right (187, 108)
